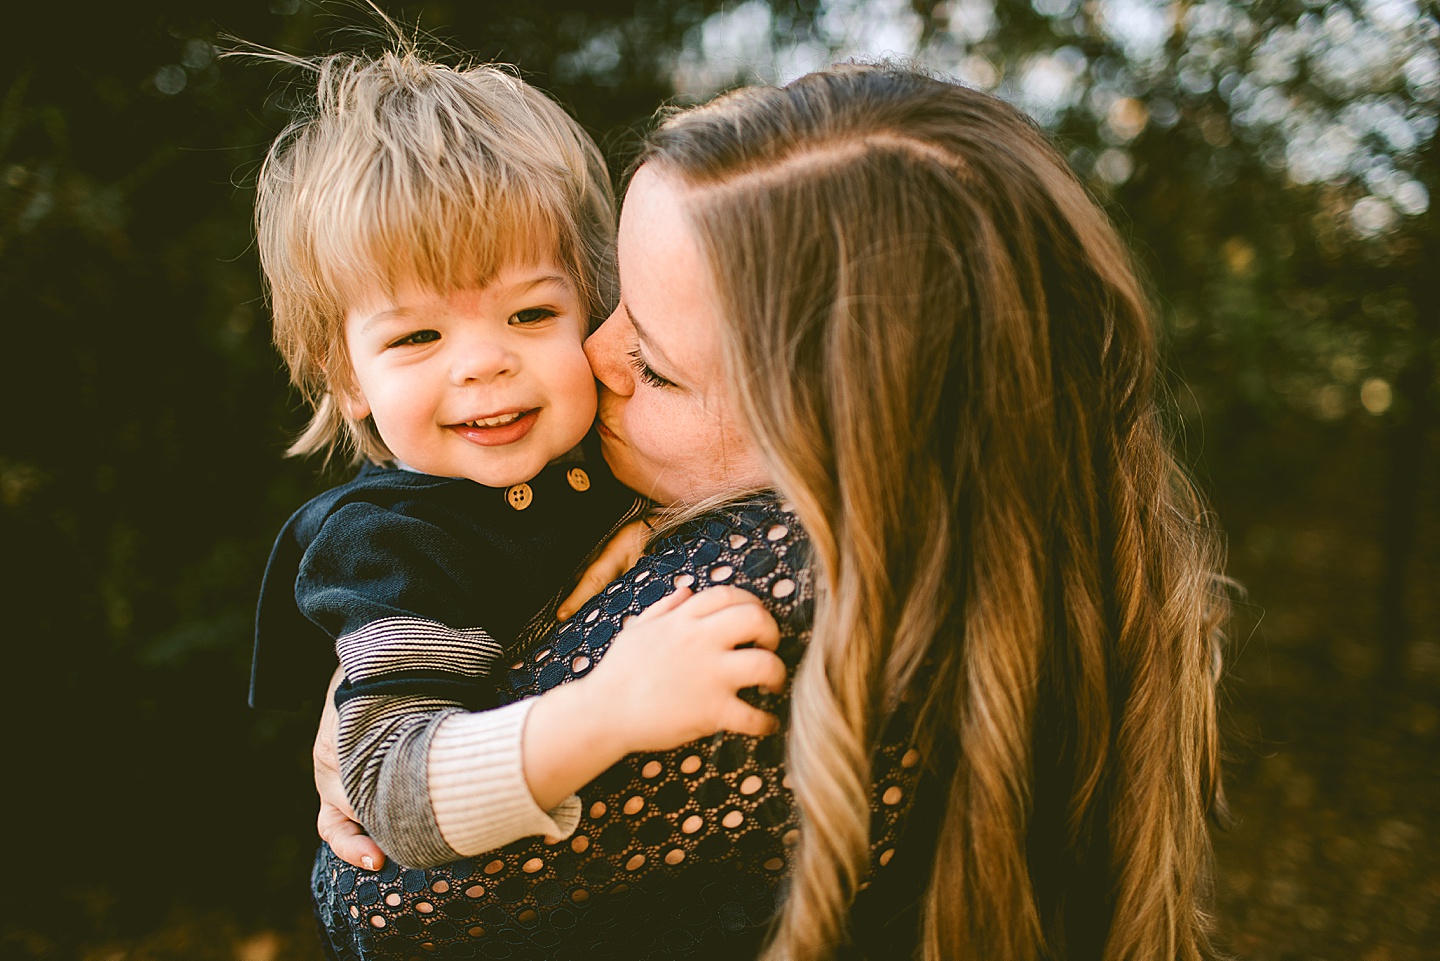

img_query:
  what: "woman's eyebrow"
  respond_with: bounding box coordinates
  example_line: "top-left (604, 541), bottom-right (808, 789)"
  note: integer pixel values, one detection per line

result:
top-left (623, 303), bottom-right (680, 370)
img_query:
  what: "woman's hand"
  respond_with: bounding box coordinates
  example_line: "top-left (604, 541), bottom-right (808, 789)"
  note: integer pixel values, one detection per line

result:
top-left (314, 667), bottom-right (387, 871)
top-left (522, 585), bottom-right (786, 811)
top-left (556, 518), bottom-right (652, 621)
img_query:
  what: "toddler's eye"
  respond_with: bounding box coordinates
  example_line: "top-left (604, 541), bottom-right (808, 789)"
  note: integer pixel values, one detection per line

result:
top-left (389, 329), bottom-right (441, 347)
top-left (512, 307), bottom-right (556, 326)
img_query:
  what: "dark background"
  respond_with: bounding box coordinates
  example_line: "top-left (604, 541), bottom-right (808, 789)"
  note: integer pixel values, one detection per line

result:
top-left (1, 1), bottom-right (1435, 959)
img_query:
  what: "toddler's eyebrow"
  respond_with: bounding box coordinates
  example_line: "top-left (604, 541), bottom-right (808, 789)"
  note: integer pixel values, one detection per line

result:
top-left (516, 273), bottom-right (571, 292)
top-left (359, 306), bottom-right (416, 332)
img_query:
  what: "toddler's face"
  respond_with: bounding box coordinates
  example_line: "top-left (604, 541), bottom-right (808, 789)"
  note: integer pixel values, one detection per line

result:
top-left (341, 259), bottom-right (596, 487)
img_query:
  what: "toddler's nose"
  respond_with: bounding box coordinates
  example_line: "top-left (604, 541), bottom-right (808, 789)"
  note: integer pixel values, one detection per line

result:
top-left (449, 337), bottom-right (515, 384)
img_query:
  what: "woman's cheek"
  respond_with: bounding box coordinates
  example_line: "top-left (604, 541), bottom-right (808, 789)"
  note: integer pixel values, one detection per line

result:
top-left (629, 395), bottom-right (702, 501)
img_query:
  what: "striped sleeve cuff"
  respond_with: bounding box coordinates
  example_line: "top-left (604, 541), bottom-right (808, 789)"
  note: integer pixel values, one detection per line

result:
top-left (428, 699), bottom-right (582, 856)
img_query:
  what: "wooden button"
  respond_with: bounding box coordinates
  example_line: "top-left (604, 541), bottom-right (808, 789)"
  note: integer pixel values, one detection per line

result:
top-left (566, 467), bottom-right (591, 491)
top-left (505, 483), bottom-right (533, 510)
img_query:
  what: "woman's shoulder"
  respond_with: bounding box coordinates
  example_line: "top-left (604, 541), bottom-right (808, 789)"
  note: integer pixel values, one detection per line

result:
top-left (651, 495), bottom-right (814, 615)
top-left (505, 494), bottom-right (815, 700)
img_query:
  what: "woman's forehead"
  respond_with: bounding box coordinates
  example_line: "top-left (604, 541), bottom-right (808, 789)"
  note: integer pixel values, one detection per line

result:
top-left (617, 168), bottom-right (724, 377)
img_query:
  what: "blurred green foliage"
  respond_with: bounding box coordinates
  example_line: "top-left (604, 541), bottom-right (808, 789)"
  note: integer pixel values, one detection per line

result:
top-left (1, 1), bottom-right (1435, 959)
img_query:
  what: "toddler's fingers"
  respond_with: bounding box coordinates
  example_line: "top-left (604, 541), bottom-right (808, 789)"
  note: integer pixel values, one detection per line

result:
top-left (722, 647), bottom-right (789, 694)
top-left (695, 599), bottom-right (782, 651)
top-left (716, 700), bottom-right (781, 738)
top-left (632, 584), bottom-right (692, 622)
top-left (319, 802), bottom-right (386, 871)
top-left (670, 584), bottom-right (765, 618)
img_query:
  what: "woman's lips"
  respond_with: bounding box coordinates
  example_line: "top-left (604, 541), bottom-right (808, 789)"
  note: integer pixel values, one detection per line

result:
top-left (595, 418), bottom-right (621, 443)
top-left (450, 409), bottom-right (538, 446)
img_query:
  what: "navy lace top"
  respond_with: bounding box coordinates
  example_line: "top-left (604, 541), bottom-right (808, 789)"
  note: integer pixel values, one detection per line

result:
top-left (311, 496), bottom-right (937, 961)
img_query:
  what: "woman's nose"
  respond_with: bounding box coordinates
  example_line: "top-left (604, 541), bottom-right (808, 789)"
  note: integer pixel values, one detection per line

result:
top-left (585, 308), bottom-right (634, 396)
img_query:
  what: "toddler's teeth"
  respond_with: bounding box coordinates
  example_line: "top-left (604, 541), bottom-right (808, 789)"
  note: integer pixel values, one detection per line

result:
top-left (468, 411), bottom-right (523, 428)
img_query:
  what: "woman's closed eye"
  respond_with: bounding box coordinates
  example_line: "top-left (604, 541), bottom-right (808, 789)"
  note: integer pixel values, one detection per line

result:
top-left (387, 329), bottom-right (441, 348)
top-left (627, 346), bottom-right (676, 389)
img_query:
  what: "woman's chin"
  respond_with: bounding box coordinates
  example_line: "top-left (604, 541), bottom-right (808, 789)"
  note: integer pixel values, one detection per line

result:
top-left (596, 438), bottom-right (653, 499)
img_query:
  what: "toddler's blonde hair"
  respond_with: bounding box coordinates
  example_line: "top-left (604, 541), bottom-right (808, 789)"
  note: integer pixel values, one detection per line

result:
top-left (255, 48), bottom-right (616, 463)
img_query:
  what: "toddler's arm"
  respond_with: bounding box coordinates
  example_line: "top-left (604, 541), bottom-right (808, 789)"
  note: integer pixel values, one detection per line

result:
top-left (521, 584), bottom-right (785, 810)
top-left (314, 581), bottom-right (788, 866)
top-left (299, 502), bottom-right (580, 867)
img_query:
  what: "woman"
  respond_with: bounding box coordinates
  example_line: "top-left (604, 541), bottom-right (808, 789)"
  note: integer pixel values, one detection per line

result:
top-left (314, 63), bottom-right (1227, 961)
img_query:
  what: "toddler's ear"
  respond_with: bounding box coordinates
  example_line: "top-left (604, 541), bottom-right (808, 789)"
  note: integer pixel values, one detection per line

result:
top-left (335, 386), bottom-right (370, 421)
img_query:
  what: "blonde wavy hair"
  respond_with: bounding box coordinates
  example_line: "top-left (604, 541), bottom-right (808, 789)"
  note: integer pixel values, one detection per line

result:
top-left (641, 64), bottom-right (1228, 961)
top-left (253, 44), bottom-right (616, 462)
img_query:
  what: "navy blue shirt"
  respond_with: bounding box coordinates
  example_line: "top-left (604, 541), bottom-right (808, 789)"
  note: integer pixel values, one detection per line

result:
top-left (251, 440), bottom-right (644, 711)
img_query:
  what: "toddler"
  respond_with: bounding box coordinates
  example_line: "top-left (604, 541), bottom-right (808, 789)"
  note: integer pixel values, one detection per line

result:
top-left (248, 51), bottom-right (779, 874)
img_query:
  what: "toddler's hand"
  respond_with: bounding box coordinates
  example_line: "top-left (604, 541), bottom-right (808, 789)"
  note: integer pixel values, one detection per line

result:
top-left (556, 518), bottom-right (652, 621)
top-left (586, 585), bottom-right (787, 754)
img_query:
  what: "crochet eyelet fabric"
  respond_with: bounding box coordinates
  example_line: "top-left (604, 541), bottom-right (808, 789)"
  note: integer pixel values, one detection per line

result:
top-left (313, 497), bottom-right (926, 961)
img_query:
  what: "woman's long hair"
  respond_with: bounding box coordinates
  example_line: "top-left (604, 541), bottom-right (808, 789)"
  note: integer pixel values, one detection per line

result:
top-left (640, 64), bottom-right (1228, 961)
